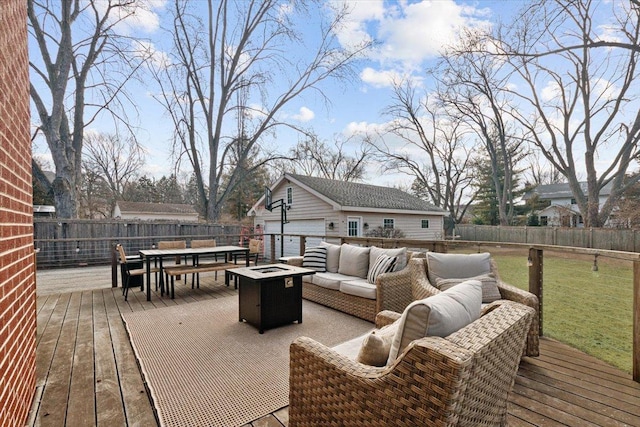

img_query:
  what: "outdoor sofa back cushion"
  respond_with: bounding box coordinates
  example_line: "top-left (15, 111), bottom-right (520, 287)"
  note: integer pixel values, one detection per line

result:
top-left (338, 244), bottom-right (371, 278)
top-left (426, 252), bottom-right (491, 284)
top-left (435, 274), bottom-right (502, 303)
top-left (387, 280), bottom-right (482, 364)
top-left (319, 241), bottom-right (341, 273)
top-left (302, 246), bottom-right (327, 272)
top-left (368, 246), bottom-right (407, 272)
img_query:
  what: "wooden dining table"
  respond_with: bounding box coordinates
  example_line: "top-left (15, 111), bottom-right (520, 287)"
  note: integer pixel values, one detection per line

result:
top-left (138, 245), bottom-right (250, 301)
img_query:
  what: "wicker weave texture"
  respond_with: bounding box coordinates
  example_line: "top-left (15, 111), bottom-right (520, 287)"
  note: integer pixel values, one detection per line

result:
top-left (289, 301), bottom-right (534, 426)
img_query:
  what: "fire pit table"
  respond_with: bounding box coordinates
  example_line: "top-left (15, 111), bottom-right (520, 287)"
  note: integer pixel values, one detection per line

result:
top-left (230, 263), bottom-right (316, 333)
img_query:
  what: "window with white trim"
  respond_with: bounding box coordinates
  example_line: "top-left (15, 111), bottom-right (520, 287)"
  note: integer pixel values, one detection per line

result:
top-left (421, 219), bottom-right (430, 229)
top-left (287, 187), bottom-right (293, 205)
top-left (383, 218), bottom-right (394, 229)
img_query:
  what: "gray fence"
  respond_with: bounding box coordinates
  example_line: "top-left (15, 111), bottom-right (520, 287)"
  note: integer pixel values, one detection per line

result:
top-left (34, 219), bottom-right (243, 268)
top-left (455, 224), bottom-right (640, 252)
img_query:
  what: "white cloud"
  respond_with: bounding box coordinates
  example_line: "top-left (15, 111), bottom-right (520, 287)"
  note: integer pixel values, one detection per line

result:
top-left (93, 0), bottom-right (166, 35)
top-left (292, 106), bottom-right (315, 122)
top-left (343, 120), bottom-right (385, 136)
top-left (132, 40), bottom-right (171, 69)
top-left (541, 81), bottom-right (561, 102)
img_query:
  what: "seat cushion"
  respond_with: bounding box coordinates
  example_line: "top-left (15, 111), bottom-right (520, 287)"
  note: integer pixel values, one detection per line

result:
top-left (311, 272), bottom-right (354, 290)
top-left (338, 244), bottom-right (370, 278)
top-left (426, 252), bottom-right (491, 283)
top-left (435, 274), bottom-right (502, 303)
top-left (369, 246), bottom-right (408, 272)
top-left (302, 246), bottom-right (327, 272)
top-left (339, 279), bottom-right (377, 300)
top-left (387, 280), bottom-right (482, 364)
top-left (320, 241), bottom-right (341, 273)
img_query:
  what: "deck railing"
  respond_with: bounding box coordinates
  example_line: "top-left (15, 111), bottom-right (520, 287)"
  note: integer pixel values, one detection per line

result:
top-left (265, 233), bottom-right (640, 383)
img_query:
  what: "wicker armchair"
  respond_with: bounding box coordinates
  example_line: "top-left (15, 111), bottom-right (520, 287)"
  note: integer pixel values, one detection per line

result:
top-left (409, 256), bottom-right (540, 357)
top-left (289, 301), bottom-right (534, 426)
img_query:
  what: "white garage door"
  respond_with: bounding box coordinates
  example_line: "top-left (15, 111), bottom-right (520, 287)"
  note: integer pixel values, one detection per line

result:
top-left (264, 219), bottom-right (325, 258)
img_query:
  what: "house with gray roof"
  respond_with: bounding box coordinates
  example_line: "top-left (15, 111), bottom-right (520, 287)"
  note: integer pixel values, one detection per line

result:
top-left (113, 201), bottom-right (199, 222)
top-left (248, 173), bottom-right (447, 256)
top-left (523, 182), bottom-right (614, 227)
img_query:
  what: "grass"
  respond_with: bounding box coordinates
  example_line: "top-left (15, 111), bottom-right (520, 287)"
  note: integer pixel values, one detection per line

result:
top-left (491, 250), bottom-right (634, 374)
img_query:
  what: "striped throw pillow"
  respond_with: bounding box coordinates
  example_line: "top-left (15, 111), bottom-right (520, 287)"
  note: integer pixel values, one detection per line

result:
top-left (367, 254), bottom-right (397, 284)
top-left (302, 246), bottom-right (327, 272)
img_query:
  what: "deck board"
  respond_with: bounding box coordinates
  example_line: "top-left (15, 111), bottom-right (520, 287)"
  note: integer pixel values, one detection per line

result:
top-left (29, 266), bottom-right (640, 427)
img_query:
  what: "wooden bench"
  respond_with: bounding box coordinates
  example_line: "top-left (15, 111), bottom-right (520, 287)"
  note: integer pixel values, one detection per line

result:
top-left (163, 262), bottom-right (237, 298)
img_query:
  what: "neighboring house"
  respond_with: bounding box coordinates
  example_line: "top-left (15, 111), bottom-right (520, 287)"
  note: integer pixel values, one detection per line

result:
top-left (523, 182), bottom-right (613, 227)
top-left (113, 201), bottom-right (199, 222)
top-left (248, 173), bottom-right (448, 256)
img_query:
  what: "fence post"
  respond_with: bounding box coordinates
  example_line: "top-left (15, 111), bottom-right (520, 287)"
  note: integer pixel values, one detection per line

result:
top-left (528, 248), bottom-right (543, 337)
top-left (634, 260), bottom-right (640, 382)
top-left (270, 235), bottom-right (276, 262)
top-left (111, 244), bottom-right (118, 288)
top-left (299, 235), bottom-right (306, 256)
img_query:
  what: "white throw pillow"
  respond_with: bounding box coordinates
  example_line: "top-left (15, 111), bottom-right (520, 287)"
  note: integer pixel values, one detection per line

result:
top-left (302, 246), bottom-right (327, 272)
top-left (319, 241), bottom-right (341, 273)
top-left (338, 244), bottom-right (370, 278)
top-left (369, 246), bottom-right (408, 272)
top-left (387, 280), bottom-right (482, 364)
top-left (367, 254), bottom-right (397, 284)
top-left (435, 274), bottom-right (502, 303)
top-left (426, 252), bottom-right (491, 284)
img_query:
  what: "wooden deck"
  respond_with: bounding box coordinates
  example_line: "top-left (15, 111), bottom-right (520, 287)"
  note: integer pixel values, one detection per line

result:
top-left (29, 266), bottom-right (640, 426)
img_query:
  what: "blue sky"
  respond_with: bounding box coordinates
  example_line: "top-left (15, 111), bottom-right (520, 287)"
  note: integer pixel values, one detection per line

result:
top-left (29, 1), bottom-right (524, 187)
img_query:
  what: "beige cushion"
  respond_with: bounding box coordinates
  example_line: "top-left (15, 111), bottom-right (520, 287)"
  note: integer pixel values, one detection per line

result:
top-left (338, 244), bottom-right (370, 278)
top-left (356, 331), bottom-right (393, 366)
top-left (387, 280), bottom-right (482, 364)
top-left (320, 241), bottom-right (341, 273)
top-left (339, 279), bottom-right (376, 300)
top-left (426, 252), bottom-right (491, 283)
top-left (369, 246), bottom-right (408, 272)
top-left (311, 272), bottom-right (351, 290)
top-left (333, 323), bottom-right (397, 363)
top-left (435, 274), bottom-right (502, 303)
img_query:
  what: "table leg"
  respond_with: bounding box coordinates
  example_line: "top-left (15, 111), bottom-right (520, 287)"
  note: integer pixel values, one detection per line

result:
top-left (146, 256), bottom-right (151, 301)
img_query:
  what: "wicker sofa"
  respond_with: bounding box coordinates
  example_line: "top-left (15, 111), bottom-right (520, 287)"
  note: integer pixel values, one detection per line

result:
top-left (286, 243), bottom-right (423, 322)
top-left (289, 299), bottom-right (535, 426)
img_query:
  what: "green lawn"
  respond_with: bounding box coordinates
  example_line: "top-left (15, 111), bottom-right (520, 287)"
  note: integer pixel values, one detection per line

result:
top-left (492, 252), bottom-right (634, 373)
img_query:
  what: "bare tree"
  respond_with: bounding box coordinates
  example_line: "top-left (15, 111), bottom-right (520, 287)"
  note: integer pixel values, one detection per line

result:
top-left (82, 132), bottom-right (145, 214)
top-left (499, 0), bottom-right (640, 227)
top-left (436, 30), bottom-right (527, 225)
top-left (150, 0), bottom-right (369, 221)
top-left (28, 0), bottom-right (152, 218)
top-left (368, 80), bottom-right (476, 224)
top-left (277, 134), bottom-right (370, 182)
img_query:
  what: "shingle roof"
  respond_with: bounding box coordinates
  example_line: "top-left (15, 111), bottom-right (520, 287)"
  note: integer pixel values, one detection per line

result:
top-left (116, 201), bottom-right (197, 215)
top-left (288, 174), bottom-right (445, 213)
top-left (523, 181), bottom-right (613, 200)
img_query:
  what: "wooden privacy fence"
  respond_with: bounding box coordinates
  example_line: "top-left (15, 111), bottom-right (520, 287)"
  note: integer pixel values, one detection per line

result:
top-left (34, 219), bottom-right (242, 268)
top-left (456, 224), bottom-right (640, 252)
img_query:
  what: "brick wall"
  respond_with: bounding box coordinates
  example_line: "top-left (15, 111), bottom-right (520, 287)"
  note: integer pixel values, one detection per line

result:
top-left (0, 1), bottom-right (37, 427)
